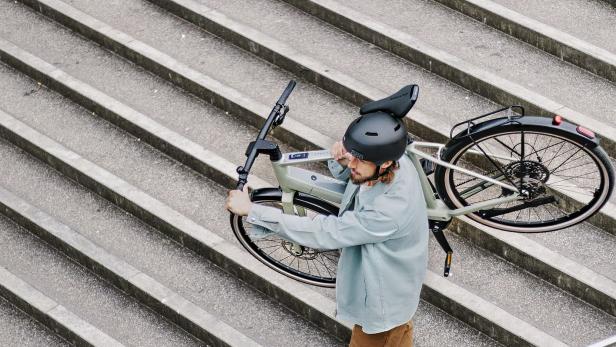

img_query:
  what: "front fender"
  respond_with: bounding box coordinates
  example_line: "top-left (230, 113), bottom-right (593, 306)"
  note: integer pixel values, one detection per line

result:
top-left (251, 187), bottom-right (339, 216)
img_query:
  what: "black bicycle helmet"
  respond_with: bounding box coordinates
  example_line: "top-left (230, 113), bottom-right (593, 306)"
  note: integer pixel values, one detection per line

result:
top-left (342, 85), bottom-right (418, 167)
top-left (343, 111), bottom-right (408, 166)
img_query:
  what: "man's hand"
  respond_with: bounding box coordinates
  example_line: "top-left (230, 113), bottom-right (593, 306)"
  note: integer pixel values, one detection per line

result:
top-left (331, 141), bottom-right (351, 167)
top-left (226, 187), bottom-right (252, 216)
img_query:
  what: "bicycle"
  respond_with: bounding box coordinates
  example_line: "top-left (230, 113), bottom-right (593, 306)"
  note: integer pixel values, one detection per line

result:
top-left (230, 80), bottom-right (615, 287)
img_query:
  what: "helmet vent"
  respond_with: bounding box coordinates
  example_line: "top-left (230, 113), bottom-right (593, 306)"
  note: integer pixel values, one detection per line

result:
top-left (394, 124), bottom-right (401, 131)
top-left (365, 131), bottom-right (378, 136)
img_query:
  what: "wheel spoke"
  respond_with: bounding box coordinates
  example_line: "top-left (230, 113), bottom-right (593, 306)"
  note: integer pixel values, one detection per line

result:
top-left (316, 254), bottom-right (335, 278)
top-left (266, 247), bottom-right (281, 257)
top-left (547, 147), bottom-right (583, 173)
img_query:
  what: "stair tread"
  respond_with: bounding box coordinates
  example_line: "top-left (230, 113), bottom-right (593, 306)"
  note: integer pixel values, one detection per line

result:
top-left (491, 0), bottom-right (616, 54)
top-left (0, 297), bottom-right (70, 347)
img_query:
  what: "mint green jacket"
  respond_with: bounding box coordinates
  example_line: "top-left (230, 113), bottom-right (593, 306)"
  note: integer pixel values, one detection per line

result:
top-left (246, 155), bottom-right (429, 333)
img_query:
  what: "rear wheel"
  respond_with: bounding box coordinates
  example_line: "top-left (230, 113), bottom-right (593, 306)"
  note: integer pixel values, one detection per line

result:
top-left (434, 124), bottom-right (614, 232)
top-left (230, 194), bottom-right (339, 287)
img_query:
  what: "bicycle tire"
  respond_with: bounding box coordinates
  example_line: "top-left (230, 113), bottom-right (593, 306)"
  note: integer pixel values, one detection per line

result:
top-left (230, 192), bottom-right (340, 287)
top-left (434, 122), bottom-right (615, 232)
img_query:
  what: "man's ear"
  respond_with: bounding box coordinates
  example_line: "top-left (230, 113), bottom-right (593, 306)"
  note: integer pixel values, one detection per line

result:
top-left (381, 160), bottom-right (394, 170)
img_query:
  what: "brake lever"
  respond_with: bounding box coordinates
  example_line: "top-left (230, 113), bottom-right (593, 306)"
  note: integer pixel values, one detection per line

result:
top-left (273, 105), bottom-right (290, 127)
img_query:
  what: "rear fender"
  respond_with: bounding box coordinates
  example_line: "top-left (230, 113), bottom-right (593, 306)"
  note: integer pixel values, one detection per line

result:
top-left (449, 116), bottom-right (599, 149)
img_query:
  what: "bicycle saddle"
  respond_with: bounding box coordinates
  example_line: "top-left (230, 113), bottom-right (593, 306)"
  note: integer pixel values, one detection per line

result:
top-left (359, 84), bottom-right (419, 119)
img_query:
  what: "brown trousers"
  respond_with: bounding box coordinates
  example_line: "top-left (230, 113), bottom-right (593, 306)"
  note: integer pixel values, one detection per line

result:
top-left (349, 321), bottom-right (413, 347)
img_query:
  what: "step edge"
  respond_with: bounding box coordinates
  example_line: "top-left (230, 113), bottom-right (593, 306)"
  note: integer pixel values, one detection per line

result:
top-left (423, 272), bottom-right (567, 347)
top-left (0, 264), bottom-right (124, 347)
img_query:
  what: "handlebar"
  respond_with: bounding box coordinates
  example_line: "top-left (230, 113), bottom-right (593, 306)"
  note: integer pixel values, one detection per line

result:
top-left (235, 80), bottom-right (297, 191)
top-left (277, 80), bottom-right (296, 106)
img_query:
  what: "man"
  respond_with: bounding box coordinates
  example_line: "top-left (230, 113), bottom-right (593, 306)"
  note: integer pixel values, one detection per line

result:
top-left (226, 111), bottom-right (429, 346)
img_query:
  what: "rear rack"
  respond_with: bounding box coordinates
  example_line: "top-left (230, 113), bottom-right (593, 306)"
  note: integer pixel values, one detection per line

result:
top-left (449, 105), bottom-right (525, 139)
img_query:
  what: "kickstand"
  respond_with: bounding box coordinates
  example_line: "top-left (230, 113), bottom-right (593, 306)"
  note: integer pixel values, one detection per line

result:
top-left (430, 221), bottom-right (453, 277)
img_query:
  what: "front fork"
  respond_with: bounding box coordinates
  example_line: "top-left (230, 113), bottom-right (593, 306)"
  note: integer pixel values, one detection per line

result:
top-left (281, 191), bottom-right (304, 256)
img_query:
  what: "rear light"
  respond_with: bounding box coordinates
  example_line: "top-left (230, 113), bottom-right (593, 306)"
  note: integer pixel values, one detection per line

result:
top-left (552, 115), bottom-right (563, 125)
top-left (576, 126), bottom-right (595, 139)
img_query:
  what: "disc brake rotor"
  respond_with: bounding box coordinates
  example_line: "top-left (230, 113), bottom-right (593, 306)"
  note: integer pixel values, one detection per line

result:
top-left (502, 160), bottom-right (550, 198)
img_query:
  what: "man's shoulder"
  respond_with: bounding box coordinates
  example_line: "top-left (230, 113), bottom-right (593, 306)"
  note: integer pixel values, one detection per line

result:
top-left (384, 155), bottom-right (419, 192)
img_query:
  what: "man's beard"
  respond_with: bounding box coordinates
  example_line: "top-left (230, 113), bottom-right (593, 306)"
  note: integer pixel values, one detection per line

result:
top-left (350, 171), bottom-right (373, 185)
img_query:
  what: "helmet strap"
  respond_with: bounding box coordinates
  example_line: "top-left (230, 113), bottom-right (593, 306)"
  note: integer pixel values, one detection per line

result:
top-left (369, 165), bottom-right (383, 182)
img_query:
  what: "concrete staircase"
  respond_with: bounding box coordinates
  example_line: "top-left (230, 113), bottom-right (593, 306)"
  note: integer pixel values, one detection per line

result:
top-left (0, 0), bottom-right (615, 345)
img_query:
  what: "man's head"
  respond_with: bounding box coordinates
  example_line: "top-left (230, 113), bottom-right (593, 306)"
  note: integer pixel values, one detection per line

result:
top-left (342, 111), bottom-right (408, 184)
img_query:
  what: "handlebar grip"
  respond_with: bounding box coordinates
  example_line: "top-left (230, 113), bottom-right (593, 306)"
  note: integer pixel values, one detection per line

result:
top-left (236, 181), bottom-right (245, 191)
top-left (276, 80), bottom-right (297, 105)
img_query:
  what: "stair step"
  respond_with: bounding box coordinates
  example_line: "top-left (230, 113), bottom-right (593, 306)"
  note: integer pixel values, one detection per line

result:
top-left (487, 0), bottom-right (616, 55)
top-left (0, 297), bottom-right (69, 347)
top-left (14, 0), bottom-right (498, 145)
top-left (0, 213), bottom-right (201, 346)
top-left (7, 0), bottom-right (355, 148)
top-left (0, 105), bottom-right (346, 345)
top-left (0, 265), bottom-right (123, 346)
top-left (427, 231), bottom-right (616, 345)
top-left (432, 0), bottom-right (616, 83)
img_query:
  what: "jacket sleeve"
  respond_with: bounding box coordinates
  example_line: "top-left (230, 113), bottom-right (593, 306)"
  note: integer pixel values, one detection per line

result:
top-left (246, 197), bottom-right (401, 249)
top-left (327, 159), bottom-right (350, 181)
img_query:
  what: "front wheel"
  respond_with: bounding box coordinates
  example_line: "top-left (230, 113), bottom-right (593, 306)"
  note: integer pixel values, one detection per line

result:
top-left (434, 122), bottom-right (614, 232)
top-left (230, 193), bottom-right (340, 287)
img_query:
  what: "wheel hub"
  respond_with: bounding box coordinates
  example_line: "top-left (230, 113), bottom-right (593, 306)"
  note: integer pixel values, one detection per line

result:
top-left (503, 160), bottom-right (550, 198)
top-left (281, 241), bottom-right (318, 260)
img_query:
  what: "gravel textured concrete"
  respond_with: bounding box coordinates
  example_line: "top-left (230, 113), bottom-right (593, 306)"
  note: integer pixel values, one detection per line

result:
top-left (315, 0), bottom-right (616, 127)
top-left (412, 300), bottom-right (500, 347)
top-left (0, 122), bottom-right (343, 345)
top-left (427, 231), bottom-right (616, 346)
top-left (0, 215), bottom-right (202, 347)
top-left (0, 0), bottom-right (361, 145)
top-left (524, 219), bottom-right (616, 282)
top-left (0, 0), bottom-right (321, 185)
top-left (0, 297), bottom-right (69, 347)
top-left (60, 0), bottom-right (498, 129)
top-left (490, 0), bottom-right (616, 55)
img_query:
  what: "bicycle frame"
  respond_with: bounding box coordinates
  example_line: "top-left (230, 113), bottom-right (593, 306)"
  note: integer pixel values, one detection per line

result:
top-left (270, 141), bottom-right (522, 222)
